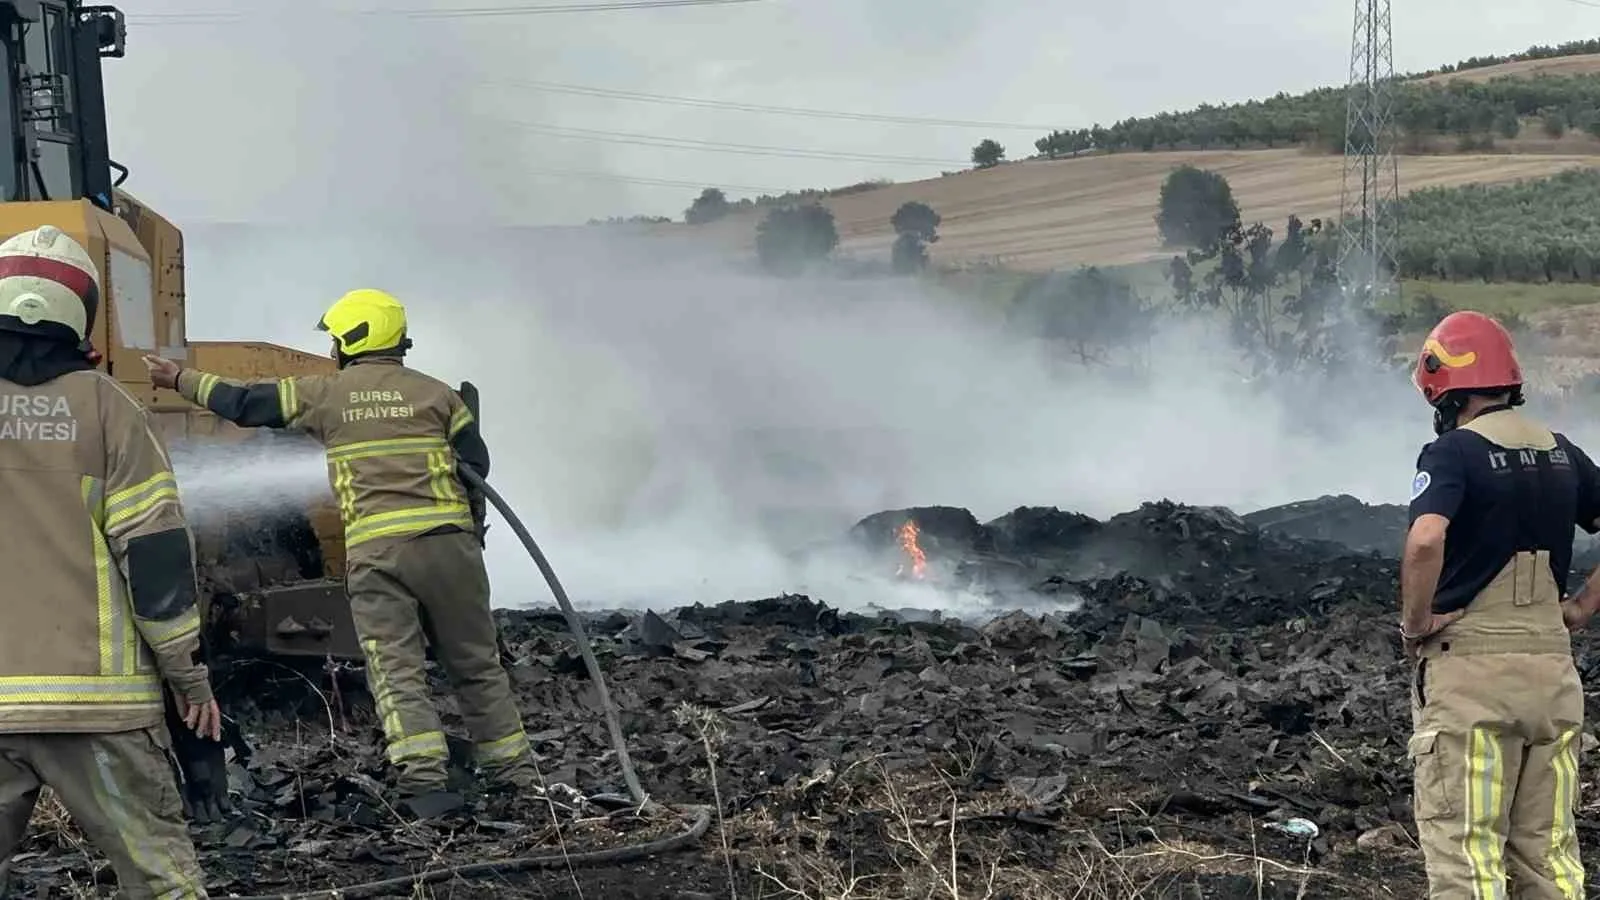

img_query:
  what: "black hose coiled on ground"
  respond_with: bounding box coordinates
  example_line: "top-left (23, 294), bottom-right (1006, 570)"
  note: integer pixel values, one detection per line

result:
top-left (223, 461), bottom-right (706, 898)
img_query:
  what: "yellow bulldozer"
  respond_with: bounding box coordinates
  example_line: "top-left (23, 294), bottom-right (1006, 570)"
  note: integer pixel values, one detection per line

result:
top-left (0, 2), bottom-right (364, 667)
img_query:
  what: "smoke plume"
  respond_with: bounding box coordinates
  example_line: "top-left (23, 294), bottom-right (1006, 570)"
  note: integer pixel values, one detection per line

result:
top-left (170, 224), bottom-right (1517, 615)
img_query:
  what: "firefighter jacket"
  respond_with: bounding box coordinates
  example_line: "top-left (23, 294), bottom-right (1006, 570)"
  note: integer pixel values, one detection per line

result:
top-left (0, 371), bottom-right (211, 734)
top-left (173, 357), bottom-right (490, 558)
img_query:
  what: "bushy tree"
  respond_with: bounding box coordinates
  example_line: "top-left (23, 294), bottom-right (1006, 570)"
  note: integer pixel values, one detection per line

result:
top-left (684, 187), bottom-right (732, 225)
top-left (891, 201), bottom-right (941, 242)
top-left (755, 204), bottom-right (838, 275)
top-left (1035, 128), bottom-right (1095, 159)
top-left (1156, 165), bottom-right (1241, 252)
top-left (889, 201), bottom-right (941, 274)
top-left (971, 139), bottom-right (1005, 169)
top-left (1008, 266), bottom-right (1156, 365)
top-left (1172, 214), bottom-right (1388, 374)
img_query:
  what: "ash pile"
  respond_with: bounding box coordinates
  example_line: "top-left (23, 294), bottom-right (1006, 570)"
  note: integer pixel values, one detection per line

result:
top-left (14, 495), bottom-right (1600, 898)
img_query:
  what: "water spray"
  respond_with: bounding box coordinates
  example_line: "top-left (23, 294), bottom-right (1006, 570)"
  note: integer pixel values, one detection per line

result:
top-left (169, 434), bottom-right (331, 525)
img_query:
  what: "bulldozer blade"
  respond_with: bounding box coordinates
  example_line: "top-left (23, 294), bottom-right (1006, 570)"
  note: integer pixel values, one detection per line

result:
top-left (217, 579), bottom-right (363, 659)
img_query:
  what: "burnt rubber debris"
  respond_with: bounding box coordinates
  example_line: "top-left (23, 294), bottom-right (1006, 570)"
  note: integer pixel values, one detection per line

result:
top-left (16, 496), bottom-right (1600, 898)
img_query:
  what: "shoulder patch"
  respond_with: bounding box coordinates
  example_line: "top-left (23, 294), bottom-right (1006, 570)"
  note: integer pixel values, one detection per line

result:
top-left (1410, 470), bottom-right (1431, 502)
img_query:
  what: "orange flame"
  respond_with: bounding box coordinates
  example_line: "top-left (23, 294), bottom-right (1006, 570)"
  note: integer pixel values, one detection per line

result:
top-left (896, 519), bottom-right (927, 580)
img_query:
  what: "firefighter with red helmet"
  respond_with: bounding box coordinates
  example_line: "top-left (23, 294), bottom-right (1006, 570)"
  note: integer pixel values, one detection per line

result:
top-left (1404, 310), bottom-right (1596, 898)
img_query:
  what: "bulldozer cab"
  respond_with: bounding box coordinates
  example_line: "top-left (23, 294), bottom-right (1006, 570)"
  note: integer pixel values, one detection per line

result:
top-left (0, 2), bottom-right (361, 662)
top-left (0, 1), bottom-right (122, 208)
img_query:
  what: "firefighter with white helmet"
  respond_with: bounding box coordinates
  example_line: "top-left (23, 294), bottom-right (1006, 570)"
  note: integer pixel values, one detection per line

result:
top-left (0, 224), bottom-right (214, 898)
top-left (144, 288), bottom-right (537, 815)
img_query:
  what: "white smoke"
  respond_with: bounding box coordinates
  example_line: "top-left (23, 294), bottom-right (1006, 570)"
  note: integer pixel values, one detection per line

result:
top-left (168, 224), bottom-right (1492, 616)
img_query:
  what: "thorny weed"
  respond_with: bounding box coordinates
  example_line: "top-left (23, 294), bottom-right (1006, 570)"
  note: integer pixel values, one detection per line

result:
top-left (675, 701), bottom-right (739, 900)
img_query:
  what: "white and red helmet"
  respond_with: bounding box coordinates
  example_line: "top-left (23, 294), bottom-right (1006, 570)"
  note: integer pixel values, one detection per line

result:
top-left (0, 225), bottom-right (100, 342)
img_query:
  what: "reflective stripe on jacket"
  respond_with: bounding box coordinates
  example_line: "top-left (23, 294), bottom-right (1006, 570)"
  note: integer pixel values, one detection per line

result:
top-left (175, 357), bottom-right (488, 556)
top-left (0, 370), bottom-right (205, 733)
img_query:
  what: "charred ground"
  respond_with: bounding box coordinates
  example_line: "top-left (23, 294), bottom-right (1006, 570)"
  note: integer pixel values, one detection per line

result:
top-left (15, 496), bottom-right (1600, 898)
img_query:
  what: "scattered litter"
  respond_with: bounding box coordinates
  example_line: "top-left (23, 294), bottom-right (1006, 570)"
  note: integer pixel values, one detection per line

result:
top-left (1266, 818), bottom-right (1321, 839)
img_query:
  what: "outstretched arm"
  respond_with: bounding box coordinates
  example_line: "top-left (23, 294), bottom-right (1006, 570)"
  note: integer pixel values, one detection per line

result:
top-left (145, 354), bottom-right (304, 430)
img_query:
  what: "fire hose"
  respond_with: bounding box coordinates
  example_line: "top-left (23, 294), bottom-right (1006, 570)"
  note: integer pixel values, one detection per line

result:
top-left (226, 464), bottom-right (710, 899)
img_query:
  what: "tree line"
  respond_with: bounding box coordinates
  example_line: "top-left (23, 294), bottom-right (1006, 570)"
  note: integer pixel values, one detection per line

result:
top-left (1396, 167), bottom-right (1600, 282)
top-left (1030, 73), bottom-right (1600, 159)
top-left (1154, 161), bottom-right (1600, 285)
top-left (1415, 37), bottom-right (1600, 78)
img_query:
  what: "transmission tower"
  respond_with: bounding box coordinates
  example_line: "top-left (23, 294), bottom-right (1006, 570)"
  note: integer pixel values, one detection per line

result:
top-left (1337, 0), bottom-right (1399, 302)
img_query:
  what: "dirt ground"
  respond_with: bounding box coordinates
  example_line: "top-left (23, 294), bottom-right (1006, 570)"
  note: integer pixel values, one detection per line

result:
top-left (14, 497), bottom-right (1600, 898)
top-left (662, 149), bottom-right (1600, 272)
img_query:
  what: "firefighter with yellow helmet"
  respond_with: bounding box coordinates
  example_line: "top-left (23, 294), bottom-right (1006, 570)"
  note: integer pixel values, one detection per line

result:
top-left (0, 225), bottom-right (214, 897)
top-left (144, 288), bottom-right (539, 813)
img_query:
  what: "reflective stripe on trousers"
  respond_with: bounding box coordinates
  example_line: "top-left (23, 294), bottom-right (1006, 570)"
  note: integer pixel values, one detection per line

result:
top-left (1411, 551), bottom-right (1586, 900)
top-left (475, 730), bottom-right (532, 767)
top-left (360, 637), bottom-right (448, 767)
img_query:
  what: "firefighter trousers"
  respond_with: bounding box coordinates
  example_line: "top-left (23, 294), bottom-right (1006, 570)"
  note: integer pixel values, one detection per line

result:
top-left (1410, 551), bottom-right (1587, 899)
top-left (347, 529), bottom-right (537, 793)
top-left (0, 726), bottom-right (208, 899)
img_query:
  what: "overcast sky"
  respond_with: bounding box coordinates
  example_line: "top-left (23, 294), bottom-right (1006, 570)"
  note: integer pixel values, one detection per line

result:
top-left (104, 0), bottom-right (1599, 227)
top-left (117, 0), bottom-right (1600, 608)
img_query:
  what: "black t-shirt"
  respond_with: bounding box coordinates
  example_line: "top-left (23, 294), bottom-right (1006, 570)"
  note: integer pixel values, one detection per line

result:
top-left (1409, 418), bottom-right (1600, 613)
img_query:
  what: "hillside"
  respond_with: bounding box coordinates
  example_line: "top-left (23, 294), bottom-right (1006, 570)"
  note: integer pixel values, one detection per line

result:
top-left (670, 149), bottom-right (1600, 271)
top-left (1418, 52), bottom-right (1600, 84)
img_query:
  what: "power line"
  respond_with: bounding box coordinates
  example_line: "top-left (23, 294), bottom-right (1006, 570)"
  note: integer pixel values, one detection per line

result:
top-left (485, 77), bottom-right (1059, 131)
top-left (127, 0), bottom-right (770, 24)
top-left (499, 119), bottom-right (968, 166)
top-left (515, 167), bottom-right (789, 193)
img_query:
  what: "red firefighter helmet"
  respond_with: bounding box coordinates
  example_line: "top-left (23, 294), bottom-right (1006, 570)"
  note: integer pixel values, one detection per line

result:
top-left (1413, 310), bottom-right (1522, 406)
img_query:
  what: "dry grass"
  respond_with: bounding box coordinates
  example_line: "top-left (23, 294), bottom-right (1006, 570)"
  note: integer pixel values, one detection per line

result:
top-left (658, 149), bottom-right (1600, 272)
top-left (25, 787), bottom-right (100, 898)
top-left (28, 786), bottom-right (86, 849)
top-left (1417, 53), bottom-right (1600, 85)
top-left (737, 759), bottom-right (1326, 900)
top-left (1515, 304), bottom-right (1600, 394)
top-left (675, 702), bottom-right (738, 900)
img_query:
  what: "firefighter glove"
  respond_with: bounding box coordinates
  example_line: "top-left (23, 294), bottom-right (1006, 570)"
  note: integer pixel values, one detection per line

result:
top-left (173, 730), bottom-right (231, 824)
top-left (163, 686), bottom-right (231, 824)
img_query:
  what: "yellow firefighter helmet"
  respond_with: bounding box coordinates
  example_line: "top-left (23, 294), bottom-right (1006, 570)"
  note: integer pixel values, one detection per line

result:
top-left (315, 288), bottom-right (410, 356)
top-left (0, 225), bottom-right (101, 342)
